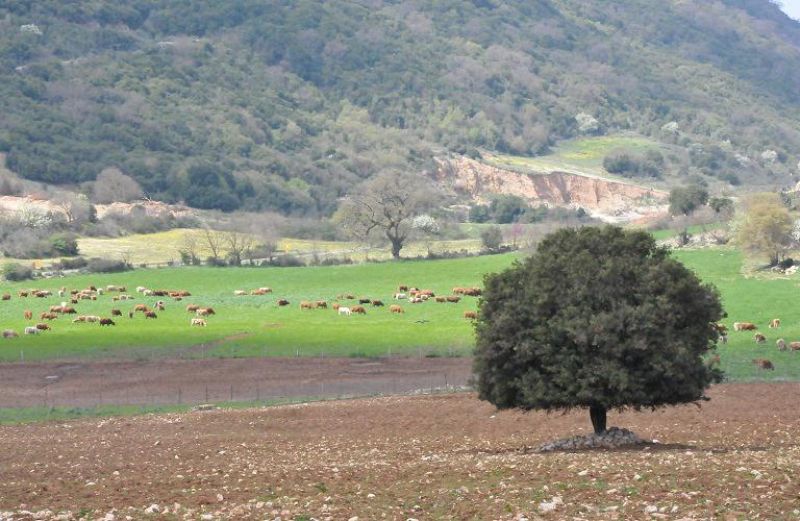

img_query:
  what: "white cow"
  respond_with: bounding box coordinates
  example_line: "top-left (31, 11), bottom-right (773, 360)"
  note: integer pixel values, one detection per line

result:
top-left (338, 307), bottom-right (352, 316)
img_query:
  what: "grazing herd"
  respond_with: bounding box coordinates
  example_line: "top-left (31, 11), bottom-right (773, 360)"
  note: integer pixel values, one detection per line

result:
top-left (0, 284), bottom-right (217, 339)
top-left (1, 281), bottom-right (481, 341)
top-left (717, 317), bottom-right (800, 371)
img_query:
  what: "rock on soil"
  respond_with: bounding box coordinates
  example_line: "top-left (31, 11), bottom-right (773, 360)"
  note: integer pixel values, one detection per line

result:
top-left (536, 427), bottom-right (647, 452)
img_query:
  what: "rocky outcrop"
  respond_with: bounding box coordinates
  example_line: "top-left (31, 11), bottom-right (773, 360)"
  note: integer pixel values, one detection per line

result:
top-left (436, 156), bottom-right (668, 223)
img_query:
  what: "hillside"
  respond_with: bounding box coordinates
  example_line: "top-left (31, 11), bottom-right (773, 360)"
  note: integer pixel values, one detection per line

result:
top-left (1, 0), bottom-right (800, 216)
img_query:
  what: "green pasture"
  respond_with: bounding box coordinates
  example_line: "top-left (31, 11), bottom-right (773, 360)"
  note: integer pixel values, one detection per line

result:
top-left (0, 254), bottom-right (517, 361)
top-left (487, 134), bottom-right (667, 183)
top-left (1, 246), bottom-right (799, 382)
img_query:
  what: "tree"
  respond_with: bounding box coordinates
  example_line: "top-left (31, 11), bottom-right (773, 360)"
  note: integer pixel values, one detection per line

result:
top-left (92, 167), bottom-right (143, 203)
top-left (334, 171), bottom-right (435, 259)
top-left (735, 193), bottom-right (793, 266)
top-left (480, 225), bottom-right (503, 251)
top-left (669, 184), bottom-right (709, 216)
top-left (474, 226), bottom-right (724, 435)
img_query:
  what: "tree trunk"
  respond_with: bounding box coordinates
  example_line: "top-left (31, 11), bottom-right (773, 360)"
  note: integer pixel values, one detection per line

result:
top-left (590, 405), bottom-right (607, 435)
top-left (390, 238), bottom-right (403, 259)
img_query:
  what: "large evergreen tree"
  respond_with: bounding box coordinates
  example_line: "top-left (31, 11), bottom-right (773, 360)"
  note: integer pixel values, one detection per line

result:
top-left (474, 226), bottom-right (724, 434)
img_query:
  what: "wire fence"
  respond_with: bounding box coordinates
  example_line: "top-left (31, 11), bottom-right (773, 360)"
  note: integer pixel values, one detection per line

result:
top-left (2, 369), bottom-right (471, 410)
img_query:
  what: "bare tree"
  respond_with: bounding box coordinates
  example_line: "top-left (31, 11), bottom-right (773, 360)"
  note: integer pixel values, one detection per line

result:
top-left (52, 192), bottom-right (93, 226)
top-left (92, 167), bottom-right (144, 204)
top-left (222, 231), bottom-right (254, 266)
top-left (201, 227), bottom-right (224, 264)
top-left (334, 171), bottom-right (436, 259)
top-left (177, 233), bottom-right (202, 265)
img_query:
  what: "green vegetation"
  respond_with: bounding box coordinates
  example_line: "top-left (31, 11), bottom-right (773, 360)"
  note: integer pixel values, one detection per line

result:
top-left (474, 227), bottom-right (723, 434)
top-left (0, 254), bottom-right (518, 361)
top-left (1, 1), bottom-right (799, 215)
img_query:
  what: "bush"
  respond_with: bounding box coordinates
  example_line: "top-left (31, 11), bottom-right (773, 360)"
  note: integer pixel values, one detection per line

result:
top-left (778, 258), bottom-right (794, 270)
top-left (53, 257), bottom-right (88, 270)
top-left (2, 262), bottom-right (33, 281)
top-left (603, 149), bottom-right (663, 178)
top-left (480, 226), bottom-right (503, 251)
top-left (50, 233), bottom-right (79, 256)
top-left (264, 254), bottom-right (305, 267)
top-left (86, 258), bottom-right (131, 273)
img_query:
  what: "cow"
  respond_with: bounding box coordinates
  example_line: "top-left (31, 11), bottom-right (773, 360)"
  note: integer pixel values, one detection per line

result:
top-left (316, 301), bottom-right (328, 309)
top-left (419, 289), bottom-right (435, 297)
top-left (351, 305), bottom-right (367, 315)
top-left (733, 322), bottom-right (757, 331)
top-left (754, 333), bottom-right (767, 344)
top-left (435, 296), bottom-right (447, 303)
top-left (1, 293), bottom-right (10, 301)
top-left (111, 309), bottom-right (122, 317)
top-left (777, 338), bottom-right (787, 351)
top-left (23, 310), bottom-right (32, 320)
top-left (464, 311), bottom-right (478, 319)
top-left (128, 311), bottom-right (134, 319)
top-left (18, 291), bottom-right (28, 298)
top-left (136, 286), bottom-right (147, 293)
top-left (72, 316), bottom-right (87, 323)
top-left (49, 305), bottom-right (63, 313)
top-left (791, 341), bottom-right (800, 351)
top-left (752, 358), bottom-right (775, 370)
top-left (155, 301), bottom-right (165, 311)
top-left (85, 316), bottom-right (101, 323)
top-left (191, 318), bottom-right (207, 327)
top-left (234, 290), bottom-right (247, 296)
top-left (24, 327), bottom-right (39, 335)
top-left (410, 297), bottom-right (424, 304)
top-left (196, 307), bottom-right (215, 316)
top-left (389, 305), bottom-right (404, 314)
top-left (277, 299), bottom-right (290, 307)
top-left (338, 307), bottom-right (352, 316)
top-left (134, 304), bottom-right (149, 313)
top-left (769, 318), bottom-right (781, 329)
top-left (398, 285), bottom-right (409, 292)
top-left (446, 296), bottom-right (461, 303)
top-left (3, 329), bottom-right (18, 338)
top-left (35, 323), bottom-right (50, 331)
top-left (99, 318), bottom-right (116, 326)
top-left (300, 301), bottom-right (316, 310)
top-left (186, 304), bottom-right (200, 313)
top-left (40, 312), bottom-right (58, 321)
top-left (357, 298), bottom-right (370, 305)
top-left (394, 293), bottom-right (407, 300)
top-left (62, 306), bottom-right (77, 314)
top-left (332, 303), bottom-right (341, 311)
top-left (258, 287), bottom-right (273, 293)
top-left (144, 311), bottom-right (158, 319)
top-left (371, 300), bottom-right (384, 307)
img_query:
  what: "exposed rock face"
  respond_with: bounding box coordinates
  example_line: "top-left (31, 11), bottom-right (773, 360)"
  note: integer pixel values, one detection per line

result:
top-left (436, 156), bottom-right (668, 223)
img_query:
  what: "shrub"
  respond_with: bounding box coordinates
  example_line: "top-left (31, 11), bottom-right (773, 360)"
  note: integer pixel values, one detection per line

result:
top-left (480, 226), bottom-right (503, 251)
top-left (86, 258), bottom-right (131, 273)
top-left (264, 254), bottom-right (305, 267)
top-left (53, 257), bottom-right (88, 270)
top-left (2, 262), bottom-right (33, 281)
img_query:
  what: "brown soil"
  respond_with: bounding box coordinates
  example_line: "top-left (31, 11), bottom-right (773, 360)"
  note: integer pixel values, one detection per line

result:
top-left (1, 383), bottom-right (799, 519)
top-left (0, 356), bottom-right (472, 408)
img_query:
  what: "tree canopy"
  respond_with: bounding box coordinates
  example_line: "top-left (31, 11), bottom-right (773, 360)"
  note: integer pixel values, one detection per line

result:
top-left (735, 192), bottom-right (794, 266)
top-left (474, 226), bottom-right (724, 434)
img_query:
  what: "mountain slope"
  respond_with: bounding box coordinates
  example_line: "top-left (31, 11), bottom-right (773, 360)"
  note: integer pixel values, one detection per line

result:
top-left (1, 0), bottom-right (799, 215)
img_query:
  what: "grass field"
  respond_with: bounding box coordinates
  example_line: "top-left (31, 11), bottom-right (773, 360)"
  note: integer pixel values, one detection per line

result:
top-left (76, 229), bottom-right (482, 265)
top-left (1, 246), bottom-right (799, 382)
top-left (0, 254), bottom-right (517, 361)
top-left (487, 134), bottom-right (668, 183)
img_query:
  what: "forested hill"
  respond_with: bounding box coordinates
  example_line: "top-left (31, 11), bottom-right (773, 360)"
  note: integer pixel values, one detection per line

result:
top-left (1, 0), bottom-right (800, 216)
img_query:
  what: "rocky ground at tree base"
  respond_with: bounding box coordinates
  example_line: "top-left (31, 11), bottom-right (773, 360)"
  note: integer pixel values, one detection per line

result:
top-left (535, 426), bottom-right (649, 452)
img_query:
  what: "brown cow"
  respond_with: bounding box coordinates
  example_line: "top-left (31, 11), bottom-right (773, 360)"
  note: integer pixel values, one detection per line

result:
top-left (754, 333), bottom-right (767, 344)
top-left (300, 301), bottom-right (316, 310)
top-left (389, 305), bottom-right (404, 314)
top-left (99, 318), bottom-right (116, 326)
top-left (134, 304), bottom-right (149, 313)
top-left (790, 341), bottom-right (800, 351)
top-left (435, 296), bottom-right (447, 303)
top-left (463, 311), bottom-right (478, 319)
top-left (186, 304), bottom-right (200, 313)
top-left (752, 358), bottom-right (774, 370)
top-left (40, 312), bottom-right (58, 320)
top-left (23, 310), bottom-right (32, 320)
top-left (446, 296), bottom-right (461, 303)
top-left (144, 311), bottom-right (158, 319)
top-left (196, 307), bottom-right (216, 316)
top-left (1, 293), bottom-right (10, 301)
top-left (2, 329), bottom-right (18, 338)
top-left (332, 303), bottom-right (341, 311)
top-left (18, 291), bottom-right (28, 298)
top-left (777, 338), bottom-right (787, 351)
top-left (111, 309), bottom-right (122, 317)
top-left (733, 322), bottom-right (757, 331)
top-left (35, 323), bottom-right (50, 331)
top-left (371, 300), bottom-right (384, 307)
top-left (316, 301), bottom-right (328, 309)
top-left (62, 306), bottom-right (77, 314)
top-left (398, 285), bottom-right (409, 292)
top-left (277, 299), bottom-right (290, 307)
top-left (769, 318), bottom-right (781, 329)
top-left (351, 305), bottom-right (367, 314)
top-left (50, 305), bottom-right (63, 313)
